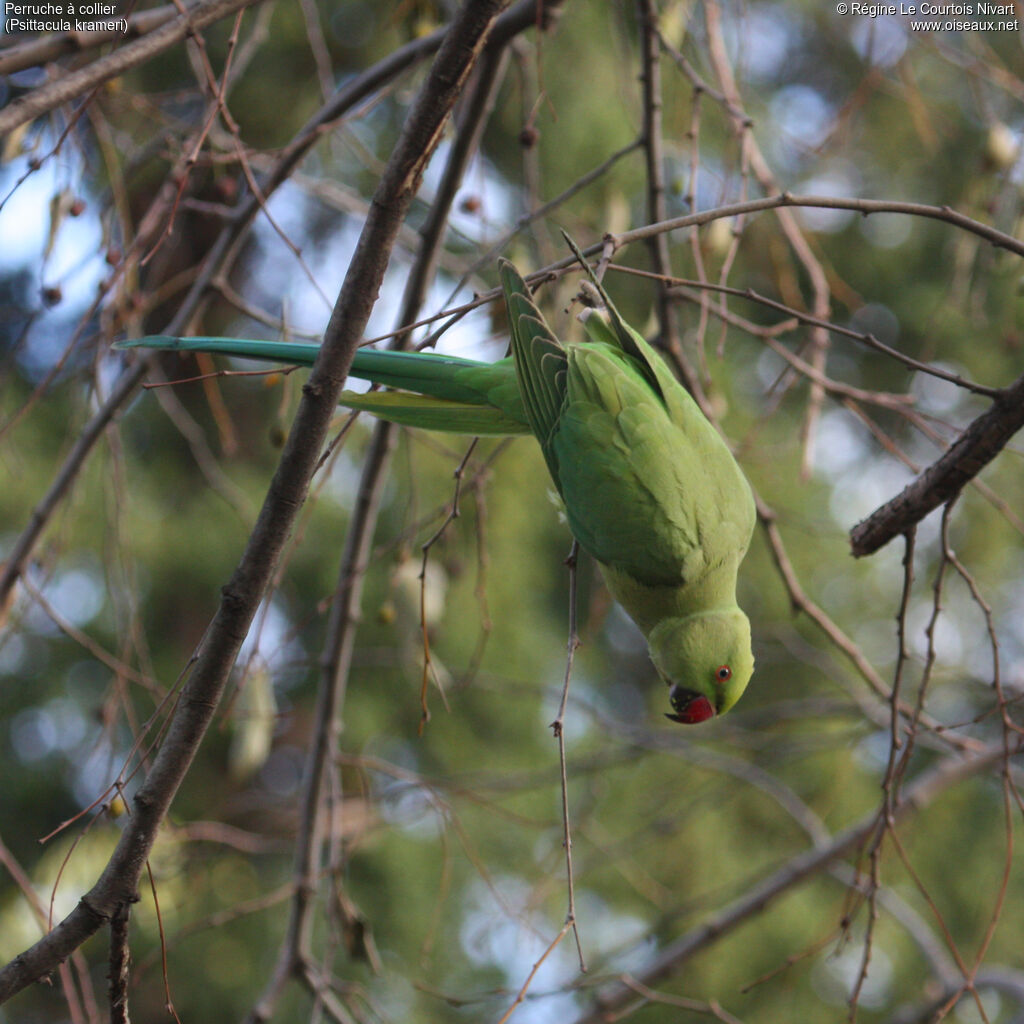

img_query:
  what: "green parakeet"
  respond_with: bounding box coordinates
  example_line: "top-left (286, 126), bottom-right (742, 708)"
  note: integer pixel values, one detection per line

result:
top-left (118, 253), bottom-right (756, 723)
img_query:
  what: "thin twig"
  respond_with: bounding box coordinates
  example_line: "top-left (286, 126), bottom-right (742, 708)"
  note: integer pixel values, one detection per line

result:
top-left (551, 540), bottom-right (585, 971)
top-left (495, 920), bottom-right (575, 1024)
top-left (418, 439), bottom-right (479, 728)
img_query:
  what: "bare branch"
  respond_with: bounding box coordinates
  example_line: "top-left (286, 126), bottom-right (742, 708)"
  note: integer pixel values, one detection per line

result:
top-left (607, 194), bottom-right (1024, 267)
top-left (850, 371), bottom-right (1024, 556)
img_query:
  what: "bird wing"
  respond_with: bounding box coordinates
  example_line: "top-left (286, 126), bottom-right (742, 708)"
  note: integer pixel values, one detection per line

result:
top-left (499, 259), bottom-right (569, 481)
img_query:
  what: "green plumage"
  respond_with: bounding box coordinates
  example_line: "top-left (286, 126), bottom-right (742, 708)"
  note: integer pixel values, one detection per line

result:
top-left (118, 249), bottom-right (756, 723)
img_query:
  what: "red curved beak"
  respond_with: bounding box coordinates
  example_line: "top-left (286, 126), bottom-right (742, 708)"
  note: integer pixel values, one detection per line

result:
top-left (665, 689), bottom-right (715, 724)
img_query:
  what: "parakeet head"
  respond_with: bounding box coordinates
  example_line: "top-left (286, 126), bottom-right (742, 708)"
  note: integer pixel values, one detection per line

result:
top-left (648, 609), bottom-right (754, 724)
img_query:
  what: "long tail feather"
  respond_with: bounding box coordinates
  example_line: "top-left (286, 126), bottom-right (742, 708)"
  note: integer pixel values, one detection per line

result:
top-left (118, 336), bottom-right (505, 404)
top-left (346, 349), bottom-right (510, 406)
top-left (117, 334), bottom-right (528, 434)
top-left (116, 335), bottom-right (321, 365)
top-left (339, 391), bottom-right (529, 435)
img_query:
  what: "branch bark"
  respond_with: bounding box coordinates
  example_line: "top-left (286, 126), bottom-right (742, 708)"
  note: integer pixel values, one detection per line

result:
top-left (850, 371), bottom-right (1024, 557)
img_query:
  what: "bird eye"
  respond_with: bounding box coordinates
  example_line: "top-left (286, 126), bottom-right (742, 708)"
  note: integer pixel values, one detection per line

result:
top-left (714, 665), bottom-right (732, 683)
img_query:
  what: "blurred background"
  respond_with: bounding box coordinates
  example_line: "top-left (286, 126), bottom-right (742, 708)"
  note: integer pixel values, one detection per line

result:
top-left (2, 1), bottom-right (1024, 1021)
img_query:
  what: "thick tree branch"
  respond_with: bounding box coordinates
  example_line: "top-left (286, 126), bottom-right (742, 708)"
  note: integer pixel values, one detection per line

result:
top-left (850, 371), bottom-right (1024, 556)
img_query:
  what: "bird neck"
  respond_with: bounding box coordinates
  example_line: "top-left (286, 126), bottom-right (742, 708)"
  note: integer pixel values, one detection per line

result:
top-left (599, 558), bottom-right (741, 638)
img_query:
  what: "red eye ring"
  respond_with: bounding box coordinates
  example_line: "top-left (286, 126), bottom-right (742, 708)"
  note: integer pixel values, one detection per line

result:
top-left (714, 665), bottom-right (732, 683)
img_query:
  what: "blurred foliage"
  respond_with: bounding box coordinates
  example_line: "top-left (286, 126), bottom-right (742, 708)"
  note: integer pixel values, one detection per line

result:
top-left (2, 0), bottom-right (1024, 1022)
